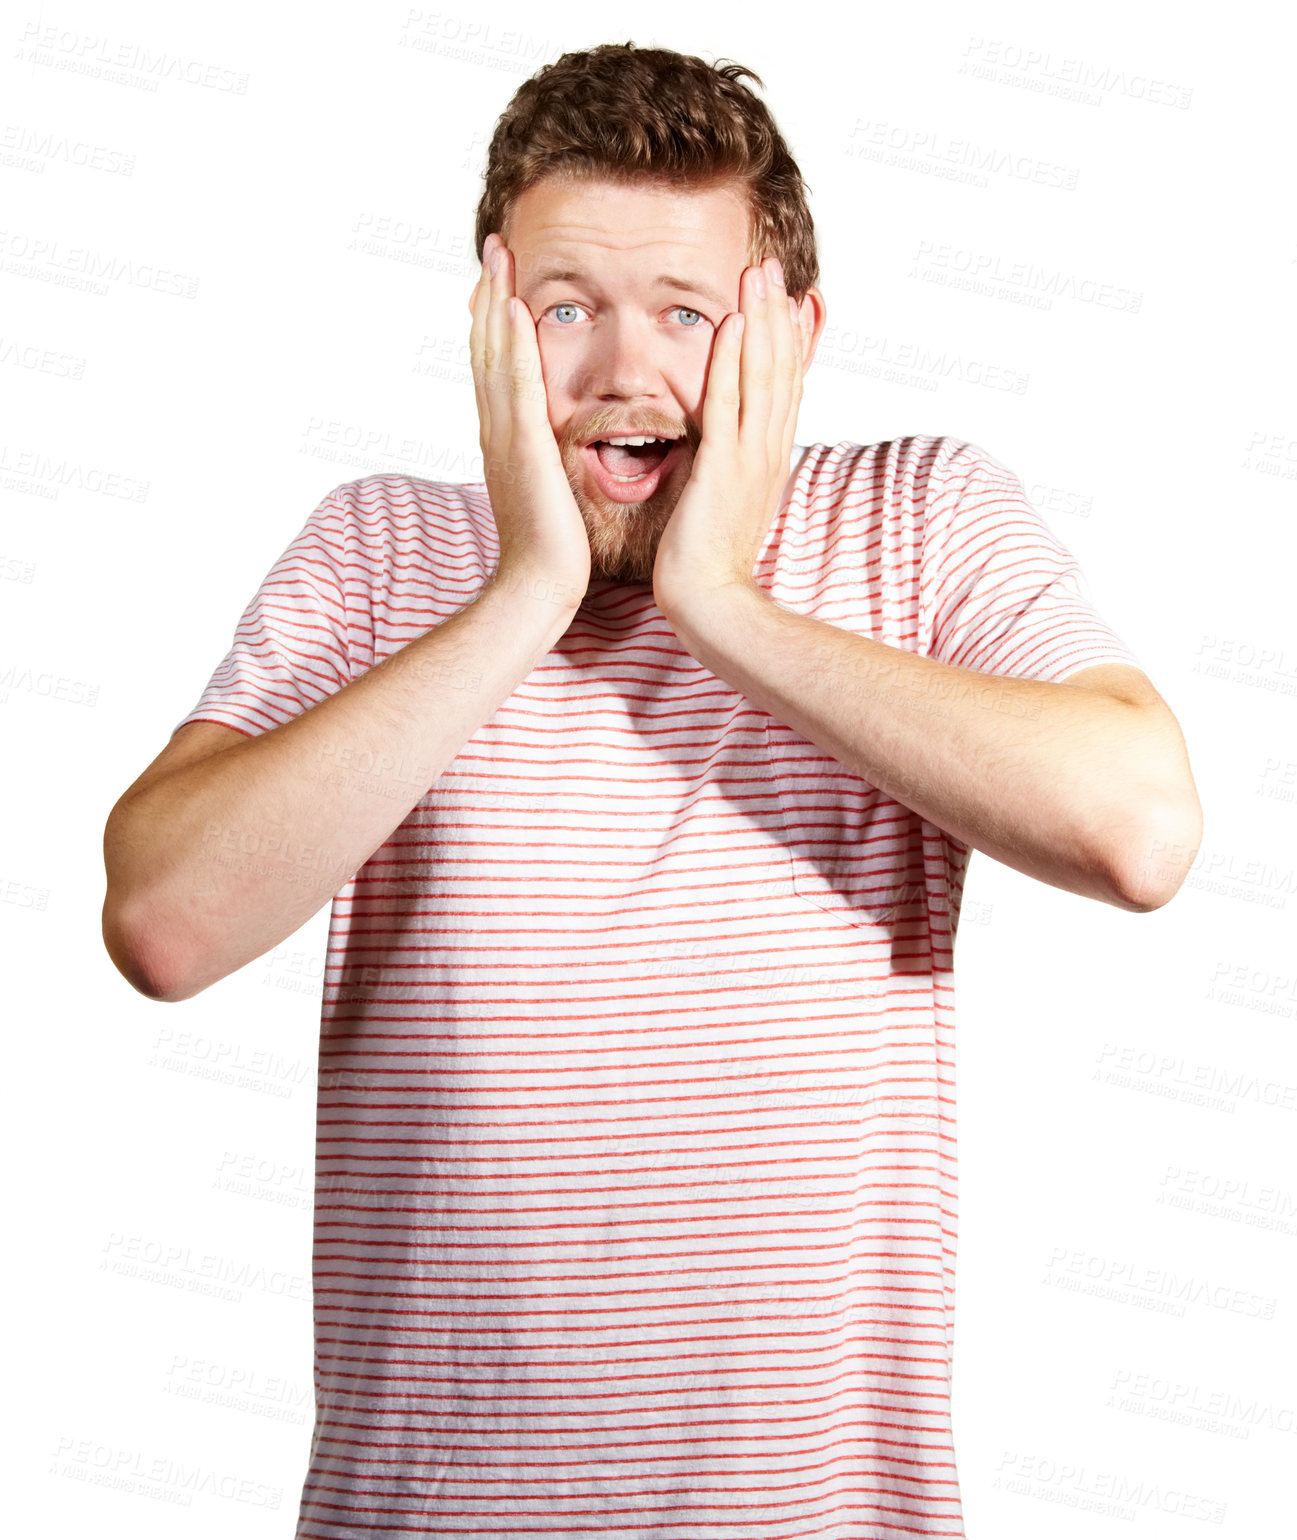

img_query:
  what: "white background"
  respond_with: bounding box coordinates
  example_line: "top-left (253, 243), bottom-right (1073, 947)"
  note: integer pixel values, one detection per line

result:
top-left (4, 0), bottom-right (1295, 1534)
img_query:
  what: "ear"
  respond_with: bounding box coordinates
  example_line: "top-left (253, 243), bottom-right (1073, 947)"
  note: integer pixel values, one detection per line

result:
top-left (791, 285), bottom-right (828, 371)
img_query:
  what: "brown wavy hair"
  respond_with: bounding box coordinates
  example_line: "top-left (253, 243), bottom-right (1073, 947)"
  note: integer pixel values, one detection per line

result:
top-left (473, 42), bottom-right (819, 300)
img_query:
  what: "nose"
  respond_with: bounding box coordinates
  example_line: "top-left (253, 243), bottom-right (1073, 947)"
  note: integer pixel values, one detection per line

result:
top-left (579, 312), bottom-right (662, 401)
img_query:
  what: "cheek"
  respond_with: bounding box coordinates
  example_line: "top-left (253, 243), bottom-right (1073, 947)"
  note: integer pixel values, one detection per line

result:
top-left (668, 337), bottom-right (712, 415)
top-left (536, 331), bottom-right (584, 413)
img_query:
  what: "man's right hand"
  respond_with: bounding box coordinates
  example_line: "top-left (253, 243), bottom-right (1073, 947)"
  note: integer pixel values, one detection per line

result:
top-left (469, 231), bottom-right (591, 607)
top-left (106, 233), bottom-right (596, 1004)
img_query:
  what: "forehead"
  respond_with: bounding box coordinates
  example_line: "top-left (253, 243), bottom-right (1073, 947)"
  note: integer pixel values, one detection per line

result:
top-left (505, 175), bottom-right (751, 276)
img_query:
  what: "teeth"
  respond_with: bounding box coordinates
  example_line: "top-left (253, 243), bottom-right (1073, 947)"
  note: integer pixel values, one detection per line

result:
top-left (587, 435), bottom-right (677, 484)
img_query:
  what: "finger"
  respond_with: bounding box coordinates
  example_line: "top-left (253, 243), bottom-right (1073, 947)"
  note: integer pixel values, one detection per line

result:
top-left (701, 310), bottom-right (744, 448)
top-left (766, 258), bottom-right (796, 410)
top-left (507, 288), bottom-right (550, 430)
top-left (482, 236), bottom-right (514, 426)
top-left (469, 237), bottom-right (496, 441)
top-left (737, 263), bottom-right (773, 448)
top-left (765, 260), bottom-right (801, 458)
top-left (787, 293), bottom-right (806, 425)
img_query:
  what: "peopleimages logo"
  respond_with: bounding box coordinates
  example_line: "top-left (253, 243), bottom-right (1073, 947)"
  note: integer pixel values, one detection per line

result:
top-left (958, 37), bottom-right (1194, 110)
top-left (99, 1232), bottom-right (311, 1303)
top-left (18, 21), bottom-right (250, 94)
top-left (992, 1452), bottom-right (1224, 1524)
top-left (1043, 1244), bottom-right (1278, 1320)
top-left (51, 1435), bottom-right (281, 1508)
top-left (846, 118), bottom-right (1080, 191)
top-left (1109, 1368), bottom-right (1297, 1437)
top-left (909, 240), bottom-right (1143, 313)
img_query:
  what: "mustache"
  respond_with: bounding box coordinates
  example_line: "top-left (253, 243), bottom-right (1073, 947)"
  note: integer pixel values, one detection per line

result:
top-left (559, 414), bottom-right (700, 453)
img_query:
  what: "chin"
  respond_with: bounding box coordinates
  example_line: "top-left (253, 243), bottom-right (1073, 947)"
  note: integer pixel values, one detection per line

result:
top-left (589, 548), bottom-right (657, 585)
top-left (566, 450), bottom-right (682, 587)
top-left (582, 503), bottom-right (667, 585)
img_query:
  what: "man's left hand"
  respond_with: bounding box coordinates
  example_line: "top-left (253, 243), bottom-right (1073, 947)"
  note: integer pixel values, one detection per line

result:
top-left (652, 255), bottom-right (805, 617)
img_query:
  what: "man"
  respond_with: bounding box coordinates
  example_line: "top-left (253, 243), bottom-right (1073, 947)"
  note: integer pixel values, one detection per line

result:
top-left (103, 42), bottom-right (1201, 1540)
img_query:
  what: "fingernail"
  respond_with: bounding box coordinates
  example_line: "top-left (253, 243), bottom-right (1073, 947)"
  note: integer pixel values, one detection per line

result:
top-left (769, 257), bottom-right (785, 287)
top-left (489, 247), bottom-right (501, 276)
top-left (753, 266), bottom-right (766, 299)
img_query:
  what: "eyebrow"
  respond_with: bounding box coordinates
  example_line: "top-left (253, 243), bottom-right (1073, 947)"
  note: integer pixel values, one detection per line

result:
top-left (525, 264), bottom-right (730, 314)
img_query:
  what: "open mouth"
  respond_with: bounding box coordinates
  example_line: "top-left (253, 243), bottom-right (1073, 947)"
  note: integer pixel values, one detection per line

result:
top-left (581, 435), bottom-right (682, 504)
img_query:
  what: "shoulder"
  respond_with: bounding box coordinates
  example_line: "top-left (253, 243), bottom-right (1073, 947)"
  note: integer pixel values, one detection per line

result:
top-left (316, 473), bottom-right (499, 607)
top-left (796, 434), bottom-right (1000, 488)
top-left (317, 472), bottom-right (494, 557)
top-left (324, 472), bottom-right (488, 525)
top-left (793, 434), bottom-right (1009, 522)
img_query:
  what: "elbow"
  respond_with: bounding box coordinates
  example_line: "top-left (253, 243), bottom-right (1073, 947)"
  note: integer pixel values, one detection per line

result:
top-left (102, 891), bottom-right (201, 1003)
top-left (1106, 794), bottom-right (1204, 913)
top-left (102, 806), bottom-right (208, 1003)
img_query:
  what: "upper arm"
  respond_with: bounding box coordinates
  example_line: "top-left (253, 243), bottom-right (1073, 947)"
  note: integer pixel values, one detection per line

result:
top-left (112, 720), bottom-right (250, 812)
top-left (169, 485), bottom-right (358, 740)
top-left (1057, 662), bottom-right (1165, 709)
top-left (921, 440), bottom-right (1144, 683)
top-left (1058, 662), bottom-right (1192, 761)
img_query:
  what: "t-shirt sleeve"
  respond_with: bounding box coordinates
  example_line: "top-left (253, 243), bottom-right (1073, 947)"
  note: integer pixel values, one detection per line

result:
top-left (918, 438), bottom-right (1142, 683)
top-left (172, 484), bottom-right (358, 739)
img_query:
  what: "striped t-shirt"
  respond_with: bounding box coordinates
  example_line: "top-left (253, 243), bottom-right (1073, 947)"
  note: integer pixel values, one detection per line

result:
top-left (176, 435), bottom-right (1140, 1539)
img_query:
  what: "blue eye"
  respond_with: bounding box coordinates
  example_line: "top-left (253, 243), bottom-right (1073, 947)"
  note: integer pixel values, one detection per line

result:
top-left (542, 303), bottom-right (707, 327)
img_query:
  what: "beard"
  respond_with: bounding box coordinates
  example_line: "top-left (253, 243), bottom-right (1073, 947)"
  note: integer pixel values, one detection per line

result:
top-left (557, 409), bottom-right (699, 586)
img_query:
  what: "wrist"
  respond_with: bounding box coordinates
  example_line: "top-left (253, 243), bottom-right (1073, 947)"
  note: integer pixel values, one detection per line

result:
top-left (485, 562), bottom-right (587, 618)
top-left (655, 574), bottom-right (766, 631)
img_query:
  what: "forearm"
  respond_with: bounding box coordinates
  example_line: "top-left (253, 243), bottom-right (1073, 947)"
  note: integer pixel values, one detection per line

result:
top-left (105, 575), bottom-right (578, 1001)
top-left (663, 582), bottom-right (1187, 909)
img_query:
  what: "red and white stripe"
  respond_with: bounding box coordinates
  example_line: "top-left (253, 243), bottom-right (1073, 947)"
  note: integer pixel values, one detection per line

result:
top-left (178, 436), bottom-right (1138, 1537)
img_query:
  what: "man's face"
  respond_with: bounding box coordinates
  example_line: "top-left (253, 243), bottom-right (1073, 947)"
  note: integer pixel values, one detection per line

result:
top-left (503, 175), bottom-right (759, 585)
